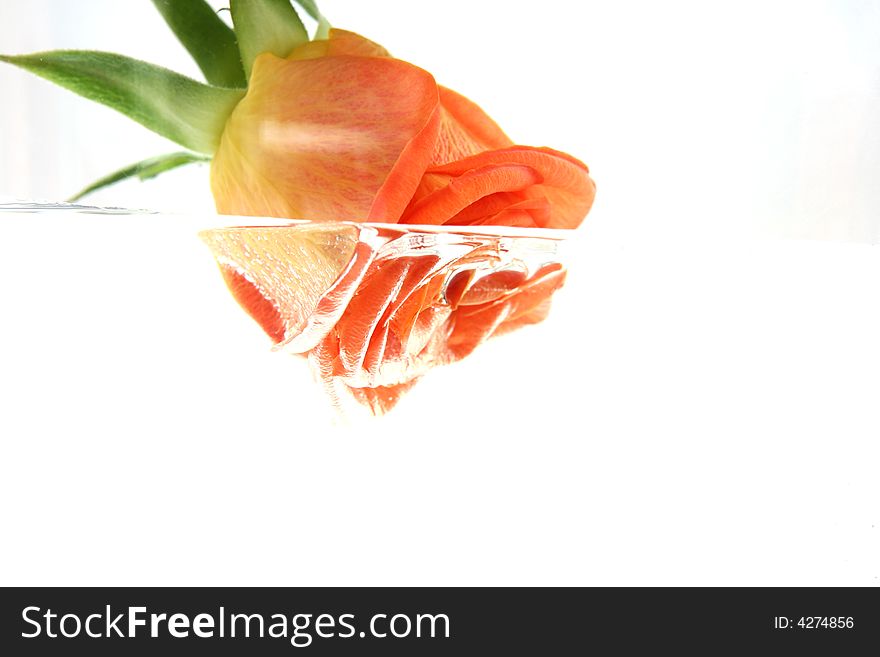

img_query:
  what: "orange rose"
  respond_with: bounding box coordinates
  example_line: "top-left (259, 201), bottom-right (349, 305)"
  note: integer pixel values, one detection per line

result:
top-left (211, 30), bottom-right (595, 229)
top-left (205, 29), bottom-right (595, 413)
top-left (2, 1), bottom-right (595, 414)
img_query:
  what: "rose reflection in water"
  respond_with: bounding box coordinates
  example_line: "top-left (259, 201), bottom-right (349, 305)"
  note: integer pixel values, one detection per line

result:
top-left (200, 221), bottom-right (569, 415)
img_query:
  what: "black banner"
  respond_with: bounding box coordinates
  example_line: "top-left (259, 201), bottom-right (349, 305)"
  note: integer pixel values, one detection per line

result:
top-left (1, 587), bottom-right (877, 654)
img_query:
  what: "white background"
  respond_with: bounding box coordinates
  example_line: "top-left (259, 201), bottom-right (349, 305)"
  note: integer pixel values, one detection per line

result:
top-left (0, 1), bottom-right (878, 585)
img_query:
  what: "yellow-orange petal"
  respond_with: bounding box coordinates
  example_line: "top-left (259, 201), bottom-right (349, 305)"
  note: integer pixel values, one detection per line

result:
top-left (199, 223), bottom-right (363, 347)
top-left (287, 28), bottom-right (392, 60)
top-left (211, 52), bottom-right (440, 222)
top-left (287, 31), bottom-right (512, 168)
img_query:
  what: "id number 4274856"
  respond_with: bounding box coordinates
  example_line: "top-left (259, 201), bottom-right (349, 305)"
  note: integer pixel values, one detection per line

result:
top-left (773, 617), bottom-right (854, 629)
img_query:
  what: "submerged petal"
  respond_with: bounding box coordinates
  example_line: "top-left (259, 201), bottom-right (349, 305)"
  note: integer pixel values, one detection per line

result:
top-left (202, 223), bottom-right (570, 415)
top-left (199, 223), bottom-right (364, 348)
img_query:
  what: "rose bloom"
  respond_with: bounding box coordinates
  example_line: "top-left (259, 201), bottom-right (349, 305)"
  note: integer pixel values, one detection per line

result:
top-left (210, 29), bottom-right (595, 229)
top-left (205, 29), bottom-right (595, 414)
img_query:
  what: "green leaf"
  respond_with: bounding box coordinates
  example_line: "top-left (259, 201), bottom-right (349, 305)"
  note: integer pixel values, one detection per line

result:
top-left (231, 0), bottom-right (309, 79)
top-left (151, 0), bottom-right (247, 88)
top-left (293, 0), bottom-right (331, 39)
top-left (0, 51), bottom-right (244, 154)
top-left (68, 151), bottom-right (210, 202)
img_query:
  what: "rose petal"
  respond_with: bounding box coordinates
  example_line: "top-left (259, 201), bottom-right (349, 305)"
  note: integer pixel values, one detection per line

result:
top-left (458, 267), bottom-right (529, 305)
top-left (445, 302), bottom-right (511, 361)
top-left (432, 86), bottom-right (513, 166)
top-left (288, 29), bottom-right (392, 60)
top-left (443, 264), bottom-right (566, 361)
top-left (282, 239), bottom-right (376, 353)
top-left (211, 53), bottom-right (440, 222)
top-left (361, 254), bottom-right (440, 380)
top-left (199, 224), bottom-right (362, 346)
top-left (335, 256), bottom-right (413, 375)
top-left (345, 379), bottom-right (421, 415)
top-left (406, 146), bottom-right (596, 229)
top-left (400, 163), bottom-right (544, 225)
